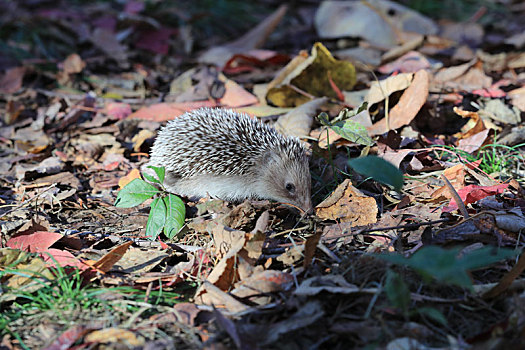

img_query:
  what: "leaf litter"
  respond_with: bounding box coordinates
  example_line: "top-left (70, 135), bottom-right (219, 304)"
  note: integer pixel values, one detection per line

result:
top-left (0, 0), bottom-right (525, 349)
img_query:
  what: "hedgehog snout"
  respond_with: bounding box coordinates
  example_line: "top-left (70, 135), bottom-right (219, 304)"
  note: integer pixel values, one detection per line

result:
top-left (300, 196), bottom-right (314, 215)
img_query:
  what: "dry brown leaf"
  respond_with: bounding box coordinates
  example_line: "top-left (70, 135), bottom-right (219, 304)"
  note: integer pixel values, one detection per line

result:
top-left (304, 231), bottom-right (322, 268)
top-left (208, 222), bottom-right (246, 259)
top-left (381, 36), bottom-right (425, 63)
top-left (316, 179), bottom-right (378, 225)
top-left (0, 66), bottom-right (25, 94)
top-left (457, 129), bottom-right (490, 153)
top-left (455, 107), bottom-right (486, 138)
top-left (60, 53), bottom-right (86, 74)
top-left (508, 86), bottom-right (525, 112)
top-left (131, 129), bottom-right (155, 152)
top-left (277, 245), bottom-right (304, 266)
top-left (85, 328), bottom-right (144, 346)
top-left (266, 42), bottom-right (356, 107)
top-left (366, 72), bottom-right (413, 107)
top-left (431, 163), bottom-right (467, 201)
top-left (88, 241), bottom-right (133, 273)
top-left (219, 79), bottom-right (258, 107)
top-left (195, 281), bottom-right (249, 313)
top-left (433, 59), bottom-right (476, 83)
top-left (368, 69), bottom-right (429, 136)
top-left (118, 168), bottom-right (141, 189)
top-left (379, 50), bottom-right (430, 74)
top-left (274, 97), bottom-right (327, 137)
top-left (113, 247), bottom-right (170, 274)
top-left (203, 237), bottom-right (246, 291)
top-left (231, 269), bottom-right (294, 303)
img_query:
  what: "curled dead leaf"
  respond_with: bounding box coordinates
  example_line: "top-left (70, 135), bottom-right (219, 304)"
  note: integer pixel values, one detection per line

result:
top-left (316, 179), bottom-right (378, 226)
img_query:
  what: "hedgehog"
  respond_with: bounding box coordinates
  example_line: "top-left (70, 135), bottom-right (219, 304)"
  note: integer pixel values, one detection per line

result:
top-left (144, 108), bottom-right (313, 213)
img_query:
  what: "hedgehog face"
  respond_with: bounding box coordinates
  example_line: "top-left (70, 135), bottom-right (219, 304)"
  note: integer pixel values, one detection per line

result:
top-left (260, 151), bottom-right (312, 214)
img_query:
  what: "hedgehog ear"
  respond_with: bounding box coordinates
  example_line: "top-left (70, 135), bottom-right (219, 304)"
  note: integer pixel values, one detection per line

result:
top-left (261, 150), bottom-right (279, 166)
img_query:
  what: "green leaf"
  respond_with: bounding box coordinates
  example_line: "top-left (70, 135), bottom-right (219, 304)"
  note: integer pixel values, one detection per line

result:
top-left (331, 119), bottom-right (374, 146)
top-left (416, 307), bottom-right (447, 326)
top-left (142, 172), bottom-right (160, 184)
top-left (147, 166), bottom-right (165, 184)
top-left (114, 179), bottom-right (160, 208)
top-left (163, 194), bottom-right (186, 239)
top-left (385, 269), bottom-right (410, 313)
top-left (334, 102), bottom-right (368, 122)
top-left (316, 112), bottom-right (331, 126)
top-left (145, 197), bottom-right (167, 240)
top-left (378, 246), bottom-right (519, 290)
top-left (348, 156), bottom-right (404, 191)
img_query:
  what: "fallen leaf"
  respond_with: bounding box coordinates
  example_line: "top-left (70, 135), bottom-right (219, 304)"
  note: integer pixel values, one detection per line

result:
top-left (443, 183), bottom-right (510, 212)
top-left (231, 269), bottom-right (294, 300)
top-left (104, 102), bottom-right (132, 119)
top-left (304, 231), bottom-right (322, 268)
top-left (315, 1), bottom-right (397, 47)
top-left (457, 129), bottom-right (490, 153)
top-left (84, 328), bottom-right (144, 346)
top-left (379, 51), bottom-right (430, 74)
top-left (267, 42), bottom-right (356, 107)
top-left (60, 53), bottom-right (86, 74)
top-left (316, 179), bottom-right (378, 225)
top-left (113, 247), bottom-right (170, 274)
top-left (128, 101), bottom-right (217, 121)
top-left (40, 248), bottom-right (86, 269)
top-left (118, 168), bottom-right (141, 189)
top-left (135, 27), bottom-right (176, 55)
top-left (219, 79), bottom-right (258, 107)
top-left (0, 66), bottom-right (25, 94)
top-left (7, 231), bottom-right (63, 253)
top-left (477, 98), bottom-right (521, 125)
top-left (88, 241), bottom-right (134, 273)
top-left (91, 28), bottom-right (129, 68)
top-left (368, 69), bottom-right (429, 136)
top-left (274, 97), bottom-right (327, 137)
top-left (366, 72), bottom-right (413, 107)
top-left (196, 281), bottom-right (249, 313)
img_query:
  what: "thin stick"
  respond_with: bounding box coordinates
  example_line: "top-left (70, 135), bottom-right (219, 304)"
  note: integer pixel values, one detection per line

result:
top-left (440, 174), bottom-right (469, 219)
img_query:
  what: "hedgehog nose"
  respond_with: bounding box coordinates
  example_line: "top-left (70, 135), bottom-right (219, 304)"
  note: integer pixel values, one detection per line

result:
top-left (303, 199), bottom-right (313, 215)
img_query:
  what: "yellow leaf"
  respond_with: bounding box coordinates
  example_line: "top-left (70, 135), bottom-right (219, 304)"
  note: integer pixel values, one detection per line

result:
top-left (267, 42), bottom-right (356, 107)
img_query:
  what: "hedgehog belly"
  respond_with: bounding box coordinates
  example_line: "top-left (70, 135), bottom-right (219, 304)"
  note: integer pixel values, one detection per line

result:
top-left (164, 173), bottom-right (259, 202)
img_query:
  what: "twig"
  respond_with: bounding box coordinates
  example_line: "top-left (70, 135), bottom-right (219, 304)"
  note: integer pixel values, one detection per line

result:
top-left (440, 174), bottom-right (469, 219)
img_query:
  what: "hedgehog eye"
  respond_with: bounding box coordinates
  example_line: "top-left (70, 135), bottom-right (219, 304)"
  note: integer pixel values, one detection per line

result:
top-left (285, 183), bottom-right (296, 193)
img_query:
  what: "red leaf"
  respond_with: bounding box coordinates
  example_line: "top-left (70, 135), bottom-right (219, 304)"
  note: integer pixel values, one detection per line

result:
top-left (104, 102), bottom-right (132, 120)
top-left (135, 28), bottom-right (177, 55)
top-left (42, 325), bottom-right (94, 350)
top-left (7, 231), bottom-right (63, 253)
top-left (443, 183), bottom-right (509, 212)
top-left (39, 248), bottom-right (86, 269)
top-left (327, 71), bottom-right (345, 102)
top-left (128, 101), bottom-right (217, 121)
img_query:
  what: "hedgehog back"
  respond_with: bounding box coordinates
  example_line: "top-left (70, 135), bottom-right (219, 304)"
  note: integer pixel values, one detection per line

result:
top-left (148, 108), bottom-right (305, 178)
